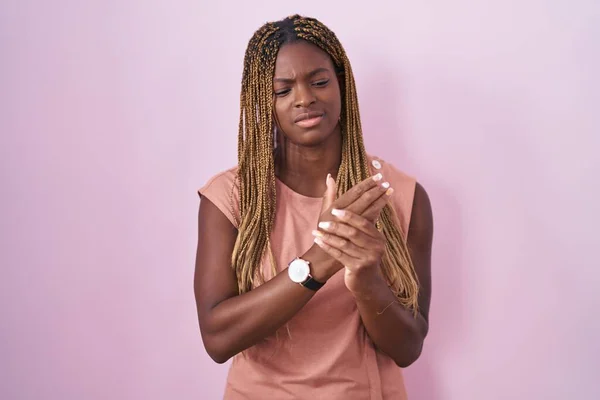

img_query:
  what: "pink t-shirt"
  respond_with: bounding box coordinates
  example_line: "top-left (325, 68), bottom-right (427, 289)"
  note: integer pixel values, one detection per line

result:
top-left (198, 155), bottom-right (416, 400)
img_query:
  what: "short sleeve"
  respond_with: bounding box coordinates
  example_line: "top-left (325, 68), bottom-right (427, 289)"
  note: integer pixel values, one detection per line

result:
top-left (198, 167), bottom-right (240, 229)
top-left (367, 155), bottom-right (416, 238)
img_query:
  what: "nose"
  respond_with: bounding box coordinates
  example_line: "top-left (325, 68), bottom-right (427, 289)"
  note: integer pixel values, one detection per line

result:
top-left (294, 84), bottom-right (316, 108)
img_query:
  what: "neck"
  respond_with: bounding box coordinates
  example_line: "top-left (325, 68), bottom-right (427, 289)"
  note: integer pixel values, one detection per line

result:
top-left (275, 127), bottom-right (342, 198)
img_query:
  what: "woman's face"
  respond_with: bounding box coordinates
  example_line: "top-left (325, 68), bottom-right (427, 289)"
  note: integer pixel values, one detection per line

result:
top-left (273, 41), bottom-right (342, 147)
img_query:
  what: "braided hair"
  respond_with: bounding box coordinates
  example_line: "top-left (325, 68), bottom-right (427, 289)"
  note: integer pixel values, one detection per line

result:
top-left (233, 15), bottom-right (419, 313)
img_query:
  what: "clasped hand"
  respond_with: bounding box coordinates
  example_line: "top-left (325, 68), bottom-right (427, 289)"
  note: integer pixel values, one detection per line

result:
top-left (312, 173), bottom-right (394, 295)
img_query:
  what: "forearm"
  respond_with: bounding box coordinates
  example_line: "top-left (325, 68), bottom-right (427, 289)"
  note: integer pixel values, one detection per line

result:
top-left (309, 181), bottom-right (433, 367)
top-left (203, 270), bottom-right (311, 362)
top-left (354, 272), bottom-right (428, 367)
top-left (202, 246), bottom-right (337, 363)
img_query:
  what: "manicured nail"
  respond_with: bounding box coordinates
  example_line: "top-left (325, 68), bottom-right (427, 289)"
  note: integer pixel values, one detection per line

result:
top-left (318, 221), bottom-right (331, 230)
top-left (372, 173), bottom-right (383, 182)
top-left (314, 237), bottom-right (324, 246)
top-left (312, 229), bottom-right (323, 237)
top-left (331, 209), bottom-right (346, 218)
top-left (326, 173), bottom-right (331, 184)
top-left (386, 188), bottom-right (394, 196)
top-left (381, 182), bottom-right (390, 189)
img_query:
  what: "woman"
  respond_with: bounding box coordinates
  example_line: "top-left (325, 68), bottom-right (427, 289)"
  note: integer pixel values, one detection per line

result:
top-left (195, 14), bottom-right (433, 399)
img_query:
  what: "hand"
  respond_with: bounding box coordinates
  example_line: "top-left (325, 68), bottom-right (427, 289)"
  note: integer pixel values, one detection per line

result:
top-left (320, 172), bottom-right (391, 227)
top-left (312, 204), bottom-right (391, 296)
top-left (330, 173), bottom-right (392, 222)
top-left (304, 173), bottom-right (392, 282)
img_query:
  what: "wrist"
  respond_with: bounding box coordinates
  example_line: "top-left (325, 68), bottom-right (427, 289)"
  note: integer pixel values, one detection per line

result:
top-left (302, 244), bottom-right (341, 282)
top-left (347, 266), bottom-right (387, 300)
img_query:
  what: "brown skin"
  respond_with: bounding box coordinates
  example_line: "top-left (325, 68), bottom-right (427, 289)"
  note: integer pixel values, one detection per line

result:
top-left (272, 41), bottom-right (343, 196)
top-left (196, 176), bottom-right (391, 363)
top-left (194, 40), bottom-right (433, 367)
top-left (313, 182), bottom-right (433, 367)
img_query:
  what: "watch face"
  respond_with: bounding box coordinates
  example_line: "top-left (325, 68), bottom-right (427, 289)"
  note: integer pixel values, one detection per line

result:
top-left (288, 259), bottom-right (310, 283)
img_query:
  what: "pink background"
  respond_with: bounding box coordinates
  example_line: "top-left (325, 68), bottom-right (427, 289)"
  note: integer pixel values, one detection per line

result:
top-left (1, 1), bottom-right (599, 399)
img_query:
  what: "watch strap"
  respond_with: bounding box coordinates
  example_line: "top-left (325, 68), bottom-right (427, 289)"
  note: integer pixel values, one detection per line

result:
top-left (301, 276), bottom-right (325, 291)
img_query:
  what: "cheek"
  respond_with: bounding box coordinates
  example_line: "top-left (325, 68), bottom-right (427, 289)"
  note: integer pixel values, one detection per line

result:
top-left (328, 89), bottom-right (342, 120)
top-left (273, 102), bottom-right (285, 127)
top-left (274, 99), bottom-right (290, 122)
top-left (326, 81), bottom-right (342, 107)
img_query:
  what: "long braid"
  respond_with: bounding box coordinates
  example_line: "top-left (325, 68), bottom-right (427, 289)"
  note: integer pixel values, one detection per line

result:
top-left (233, 23), bottom-right (279, 289)
top-left (234, 15), bottom-right (419, 313)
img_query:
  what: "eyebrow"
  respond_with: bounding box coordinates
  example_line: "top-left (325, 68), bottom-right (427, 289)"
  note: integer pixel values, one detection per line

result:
top-left (273, 67), bottom-right (330, 83)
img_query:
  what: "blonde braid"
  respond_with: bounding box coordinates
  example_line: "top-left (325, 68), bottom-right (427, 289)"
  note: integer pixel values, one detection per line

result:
top-left (234, 15), bottom-right (419, 313)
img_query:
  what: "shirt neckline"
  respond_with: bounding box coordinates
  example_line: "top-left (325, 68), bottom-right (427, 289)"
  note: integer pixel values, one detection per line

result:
top-left (275, 177), bottom-right (324, 204)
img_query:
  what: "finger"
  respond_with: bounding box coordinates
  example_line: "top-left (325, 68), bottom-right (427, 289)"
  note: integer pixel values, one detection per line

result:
top-left (315, 220), bottom-right (375, 249)
top-left (314, 234), bottom-right (381, 269)
top-left (333, 173), bottom-right (383, 209)
top-left (313, 237), bottom-right (359, 267)
top-left (320, 173), bottom-right (337, 214)
top-left (330, 209), bottom-right (381, 238)
top-left (361, 187), bottom-right (394, 221)
top-left (312, 229), bottom-right (365, 258)
top-left (345, 181), bottom-right (390, 216)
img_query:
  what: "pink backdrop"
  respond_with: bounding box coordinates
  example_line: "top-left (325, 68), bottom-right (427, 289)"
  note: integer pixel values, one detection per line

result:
top-left (1, 1), bottom-right (599, 399)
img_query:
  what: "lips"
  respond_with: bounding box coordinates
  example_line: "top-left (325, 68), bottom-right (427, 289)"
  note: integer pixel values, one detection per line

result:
top-left (294, 111), bottom-right (325, 128)
top-left (294, 111), bottom-right (324, 123)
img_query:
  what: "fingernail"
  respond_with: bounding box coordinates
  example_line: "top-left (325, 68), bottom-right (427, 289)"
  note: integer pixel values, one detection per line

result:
top-left (372, 173), bottom-right (383, 182)
top-left (381, 181), bottom-right (390, 189)
top-left (326, 173), bottom-right (331, 184)
top-left (386, 188), bottom-right (394, 196)
top-left (331, 209), bottom-right (346, 218)
top-left (312, 229), bottom-right (324, 237)
top-left (314, 237), bottom-right (324, 246)
top-left (318, 221), bottom-right (331, 230)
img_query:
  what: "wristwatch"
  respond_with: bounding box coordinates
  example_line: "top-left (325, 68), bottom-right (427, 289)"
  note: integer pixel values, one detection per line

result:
top-left (287, 257), bottom-right (325, 291)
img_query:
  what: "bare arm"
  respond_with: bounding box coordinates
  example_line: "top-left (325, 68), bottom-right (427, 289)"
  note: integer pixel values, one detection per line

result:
top-left (193, 197), bottom-right (328, 363)
top-left (313, 182), bottom-right (433, 367)
top-left (355, 183), bottom-right (432, 366)
top-left (194, 174), bottom-right (389, 363)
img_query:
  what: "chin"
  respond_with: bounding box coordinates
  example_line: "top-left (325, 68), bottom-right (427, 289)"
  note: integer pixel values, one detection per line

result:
top-left (283, 124), bottom-right (338, 148)
top-left (289, 129), bottom-right (332, 147)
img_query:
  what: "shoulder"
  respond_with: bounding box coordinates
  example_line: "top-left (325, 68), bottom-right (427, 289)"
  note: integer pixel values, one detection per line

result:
top-left (408, 181), bottom-right (434, 248)
top-left (366, 154), bottom-right (416, 201)
top-left (197, 166), bottom-right (240, 228)
top-left (366, 154), bottom-right (417, 236)
top-left (366, 154), bottom-right (415, 188)
top-left (199, 166), bottom-right (239, 195)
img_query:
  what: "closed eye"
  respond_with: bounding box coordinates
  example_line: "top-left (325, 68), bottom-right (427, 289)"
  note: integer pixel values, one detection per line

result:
top-left (313, 79), bottom-right (329, 87)
top-left (274, 79), bottom-right (329, 96)
top-left (275, 89), bottom-right (291, 97)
